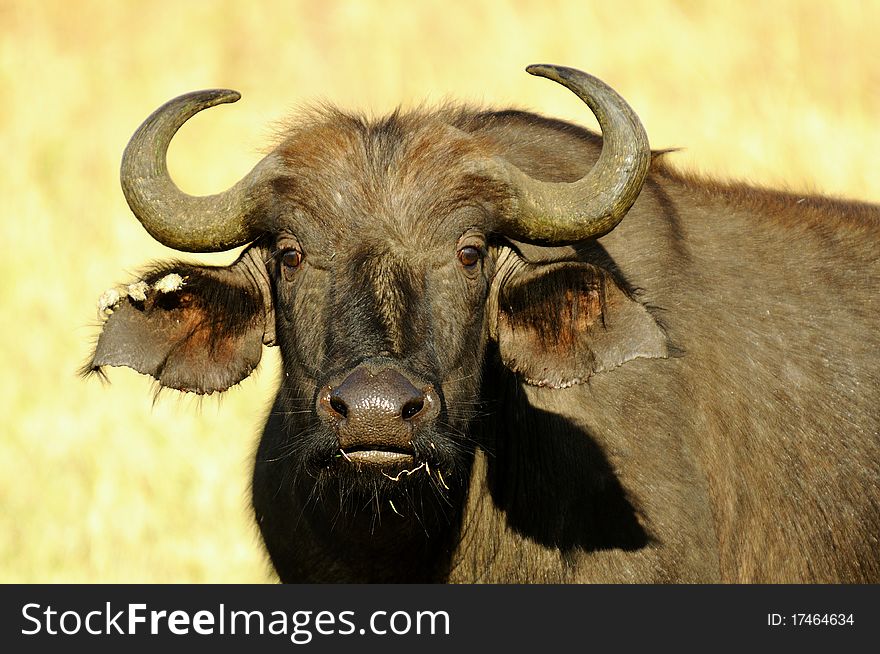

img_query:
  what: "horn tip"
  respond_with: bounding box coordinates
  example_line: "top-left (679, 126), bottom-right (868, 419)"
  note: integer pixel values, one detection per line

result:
top-left (526, 63), bottom-right (565, 76)
top-left (525, 65), bottom-right (612, 99)
top-left (214, 89), bottom-right (242, 104)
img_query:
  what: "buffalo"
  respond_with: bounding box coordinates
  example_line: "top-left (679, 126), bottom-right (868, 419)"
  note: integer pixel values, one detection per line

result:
top-left (87, 65), bottom-right (880, 582)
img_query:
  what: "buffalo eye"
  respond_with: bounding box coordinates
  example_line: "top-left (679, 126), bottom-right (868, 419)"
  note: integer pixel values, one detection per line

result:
top-left (457, 246), bottom-right (481, 269)
top-left (280, 248), bottom-right (303, 280)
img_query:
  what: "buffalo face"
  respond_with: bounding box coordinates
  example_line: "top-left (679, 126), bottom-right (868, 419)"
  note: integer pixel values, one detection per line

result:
top-left (257, 123), bottom-right (505, 519)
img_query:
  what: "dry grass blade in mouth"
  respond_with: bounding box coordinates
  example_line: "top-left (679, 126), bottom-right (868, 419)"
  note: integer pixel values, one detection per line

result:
top-left (381, 461), bottom-right (427, 482)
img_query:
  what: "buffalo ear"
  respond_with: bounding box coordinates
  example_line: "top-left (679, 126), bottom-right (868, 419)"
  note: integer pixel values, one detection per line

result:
top-left (86, 248), bottom-right (274, 394)
top-left (494, 261), bottom-right (667, 388)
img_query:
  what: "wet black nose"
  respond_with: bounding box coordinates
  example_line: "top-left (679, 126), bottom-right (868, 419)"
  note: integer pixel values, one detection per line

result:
top-left (331, 367), bottom-right (426, 422)
top-left (318, 366), bottom-right (438, 451)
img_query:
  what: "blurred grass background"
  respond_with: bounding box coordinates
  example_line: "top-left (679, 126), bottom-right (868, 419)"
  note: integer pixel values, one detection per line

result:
top-left (1, 0), bottom-right (878, 582)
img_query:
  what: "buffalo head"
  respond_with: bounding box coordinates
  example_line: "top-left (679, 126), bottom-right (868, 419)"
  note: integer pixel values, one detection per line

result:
top-left (88, 65), bottom-right (668, 579)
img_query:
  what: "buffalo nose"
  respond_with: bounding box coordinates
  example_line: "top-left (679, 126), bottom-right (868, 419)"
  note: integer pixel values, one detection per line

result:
top-left (318, 367), bottom-right (438, 451)
top-left (329, 367), bottom-right (429, 423)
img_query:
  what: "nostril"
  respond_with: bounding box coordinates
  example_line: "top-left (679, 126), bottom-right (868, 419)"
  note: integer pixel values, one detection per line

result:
top-left (401, 397), bottom-right (425, 421)
top-left (329, 394), bottom-right (348, 418)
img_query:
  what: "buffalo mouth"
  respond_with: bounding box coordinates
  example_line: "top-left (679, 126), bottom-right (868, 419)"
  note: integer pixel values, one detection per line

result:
top-left (335, 444), bottom-right (415, 468)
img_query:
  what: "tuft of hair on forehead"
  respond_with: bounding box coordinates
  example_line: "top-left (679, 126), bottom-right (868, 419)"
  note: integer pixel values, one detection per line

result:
top-left (269, 102), bottom-right (501, 170)
top-left (266, 103), bottom-right (516, 233)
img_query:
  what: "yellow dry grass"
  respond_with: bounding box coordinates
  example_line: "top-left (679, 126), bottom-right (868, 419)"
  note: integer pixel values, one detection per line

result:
top-left (1, 0), bottom-right (878, 582)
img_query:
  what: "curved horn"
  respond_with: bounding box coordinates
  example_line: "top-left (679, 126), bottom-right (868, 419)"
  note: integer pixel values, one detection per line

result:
top-left (496, 65), bottom-right (651, 243)
top-left (120, 89), bottom-right (284, 252)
